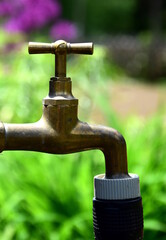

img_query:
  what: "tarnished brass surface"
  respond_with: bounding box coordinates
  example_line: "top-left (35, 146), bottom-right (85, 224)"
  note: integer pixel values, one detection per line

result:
top-left (0, 40), bottom-right (128, 179)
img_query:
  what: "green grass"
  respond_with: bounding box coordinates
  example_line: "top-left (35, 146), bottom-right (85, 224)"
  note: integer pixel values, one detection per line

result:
top-left (0, 38), bottom-right (166, 239)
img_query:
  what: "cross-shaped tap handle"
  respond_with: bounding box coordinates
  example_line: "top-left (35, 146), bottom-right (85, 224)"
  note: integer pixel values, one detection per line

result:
top-left (28, 40), bottom-right (94, 77)
top-left (28, 40), bottom-right (93, 55)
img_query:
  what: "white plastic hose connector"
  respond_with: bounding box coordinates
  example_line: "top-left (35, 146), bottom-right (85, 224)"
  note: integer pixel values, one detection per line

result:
top-left (94, 173), bottom-right (140, 200)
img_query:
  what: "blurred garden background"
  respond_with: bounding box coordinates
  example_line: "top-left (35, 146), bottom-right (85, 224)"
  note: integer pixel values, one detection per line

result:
top-left (0, 0), bottom-right (166, 239)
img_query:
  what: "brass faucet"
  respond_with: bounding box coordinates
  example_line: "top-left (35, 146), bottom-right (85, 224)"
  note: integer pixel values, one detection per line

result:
top-left (0, 40), bottom-right (128, 179)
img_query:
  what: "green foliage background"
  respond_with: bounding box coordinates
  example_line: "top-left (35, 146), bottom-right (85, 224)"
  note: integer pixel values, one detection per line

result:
top-left (0, 33), bottom-right (166, 239)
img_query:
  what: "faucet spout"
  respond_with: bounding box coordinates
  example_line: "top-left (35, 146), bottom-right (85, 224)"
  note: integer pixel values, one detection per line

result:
top-left (0, 115), bottom-right (128, 178)
top-left (71, 122), bottom-right (128, 178)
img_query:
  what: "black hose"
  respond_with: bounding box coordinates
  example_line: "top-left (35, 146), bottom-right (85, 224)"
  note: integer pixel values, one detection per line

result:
top-left (93, 197), bottom-right (143, 240)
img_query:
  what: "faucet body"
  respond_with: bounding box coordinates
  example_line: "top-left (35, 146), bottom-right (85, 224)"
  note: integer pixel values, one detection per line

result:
top-left (0, 40), bottom-right (128, 178)
top-left (0, 75), bottom-right (127, 178)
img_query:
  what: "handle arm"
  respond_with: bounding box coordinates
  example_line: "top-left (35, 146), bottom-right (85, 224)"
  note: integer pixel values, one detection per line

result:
top-left (28, 41), bottom-right (93, 55)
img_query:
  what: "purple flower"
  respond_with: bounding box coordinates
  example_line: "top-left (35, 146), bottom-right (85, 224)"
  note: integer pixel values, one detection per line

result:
top-left (0, 0), bottom-right (78, 44)
top-left (0, 0), bottom-right (24, 17)
top-left (50, 20), bottom-right (78, 40)
top-left (0, 1), bottom-right (13, 16)
top-left (1, 0), bottom-right (62, 33)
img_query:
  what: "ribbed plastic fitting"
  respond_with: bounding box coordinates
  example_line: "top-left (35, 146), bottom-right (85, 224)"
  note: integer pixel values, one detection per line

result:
top-left (94, 173), bottom-right (140, 200)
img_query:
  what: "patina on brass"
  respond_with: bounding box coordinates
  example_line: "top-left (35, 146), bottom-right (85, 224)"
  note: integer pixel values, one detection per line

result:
top-left (0, 40), bottom-right (128, 179)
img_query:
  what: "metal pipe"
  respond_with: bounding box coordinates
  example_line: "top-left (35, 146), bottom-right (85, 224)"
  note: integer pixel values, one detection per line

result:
top-left (0, 117), bottom-right (127, 178)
